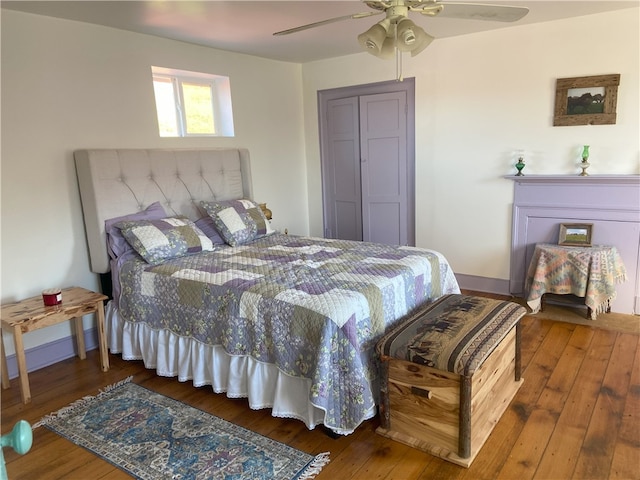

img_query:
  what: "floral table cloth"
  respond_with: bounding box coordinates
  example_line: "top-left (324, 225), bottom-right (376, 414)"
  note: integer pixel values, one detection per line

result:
top-left (525, 243), bottom-right (627, 319)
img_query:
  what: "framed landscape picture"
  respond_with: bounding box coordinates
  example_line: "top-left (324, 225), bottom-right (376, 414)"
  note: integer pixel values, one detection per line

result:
top-left (558, 223), bottom-right (593, 247)
top-left (553, 74), bottom-right (620, 126)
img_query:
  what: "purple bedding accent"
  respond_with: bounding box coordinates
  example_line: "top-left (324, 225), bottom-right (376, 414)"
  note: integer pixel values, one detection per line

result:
top-left (105, 202), bottom-right (167, 259)
top-left (116, 233), bottom-right (460, 433)
top-left (194, 216), bottom-right (226, 245)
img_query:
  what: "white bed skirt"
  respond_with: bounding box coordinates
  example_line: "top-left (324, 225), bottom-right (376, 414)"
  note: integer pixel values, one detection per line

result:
top-left (105, 301), bottom-right (374, 435)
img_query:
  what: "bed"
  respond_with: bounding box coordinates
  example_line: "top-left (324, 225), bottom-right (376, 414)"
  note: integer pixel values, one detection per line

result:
top-left (74, 148), bottom-right (460, 435)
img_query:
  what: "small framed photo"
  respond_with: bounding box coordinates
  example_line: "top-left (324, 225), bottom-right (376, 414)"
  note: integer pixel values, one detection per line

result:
top-left (558, 223), bottom-right (593, 247)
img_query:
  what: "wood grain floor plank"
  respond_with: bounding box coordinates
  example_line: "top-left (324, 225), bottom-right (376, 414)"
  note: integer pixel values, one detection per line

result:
top-left (572, 332), bottom-right (638, 480)
top-left (314, 426), bottom-right (384, 479)
top-left (381, 445), bottom-right (433, 480)
top-left (456, 406), bottom-right (527, 480)
top-left (534, 424), bottom-right (590, 480)
top-left (510, 321), bottom-right (575, 418)
top-left (349, 429), bottom-right (415, 480)
top-left (535, 324), bottom-right (594, 414)
top-left (519, 317), bottom-right (554, 371)
top-left (499, 323), bottom-right (594, 479)
top-left (498, 408), bottom-right (558, 480)
top-left (557, 328), bottom-right (618, 430)
top-left (609, 335), bottom-right (640, 479)
top-left (534, 327), bottom-right (617, 480)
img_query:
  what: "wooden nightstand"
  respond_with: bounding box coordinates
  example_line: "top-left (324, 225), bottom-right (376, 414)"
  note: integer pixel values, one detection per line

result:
top-left (0, 286), bottom-right (109, 404)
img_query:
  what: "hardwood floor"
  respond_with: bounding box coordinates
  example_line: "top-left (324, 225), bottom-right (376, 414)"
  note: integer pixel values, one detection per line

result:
top-left (2, 297), bottom-right (638, 479)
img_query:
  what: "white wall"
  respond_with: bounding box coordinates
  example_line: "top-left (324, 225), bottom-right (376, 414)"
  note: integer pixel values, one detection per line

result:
top-left (1, 10), bottom-right (309, 356)
top-left (302, 8), bottom-right (640, 282)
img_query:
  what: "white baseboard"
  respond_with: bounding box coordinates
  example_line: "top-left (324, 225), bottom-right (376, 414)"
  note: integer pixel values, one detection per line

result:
top-left (455, 273), bottom-right (515, 297)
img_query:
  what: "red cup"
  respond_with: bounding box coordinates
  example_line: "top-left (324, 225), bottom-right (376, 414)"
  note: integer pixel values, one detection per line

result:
top-left (42, 288), bottom-right (62, 306)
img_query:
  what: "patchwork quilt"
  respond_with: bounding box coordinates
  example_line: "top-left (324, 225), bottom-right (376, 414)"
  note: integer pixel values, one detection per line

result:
top-left (118, 233), bottom-right (460, 432)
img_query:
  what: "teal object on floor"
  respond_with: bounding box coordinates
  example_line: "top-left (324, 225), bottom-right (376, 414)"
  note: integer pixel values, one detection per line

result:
top-left (0, 420), bottom-right (32, 480)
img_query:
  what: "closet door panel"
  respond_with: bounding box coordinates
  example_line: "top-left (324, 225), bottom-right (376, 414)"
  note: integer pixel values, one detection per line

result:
top-left (360, 91), bottom-right (408, 246)
top-left (323, 97), bottom-right (362, 240)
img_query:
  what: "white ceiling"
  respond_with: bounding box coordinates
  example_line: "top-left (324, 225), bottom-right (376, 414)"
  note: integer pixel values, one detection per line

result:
top-left (3, 1), bottom-right (638, 63)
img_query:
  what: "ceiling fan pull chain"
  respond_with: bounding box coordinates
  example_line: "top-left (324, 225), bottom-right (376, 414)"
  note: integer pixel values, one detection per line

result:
top-left (395, 25), bottom-right (403, 82)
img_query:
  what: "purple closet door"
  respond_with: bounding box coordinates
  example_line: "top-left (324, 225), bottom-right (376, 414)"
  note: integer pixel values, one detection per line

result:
top-left (360, 91), bottom-right (408, 246)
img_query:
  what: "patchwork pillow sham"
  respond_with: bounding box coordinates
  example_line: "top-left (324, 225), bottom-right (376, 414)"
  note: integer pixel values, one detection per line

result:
top-left (194, 216), bottom-right (226, 245)
top-left (200, 199), bottom-right (275, 246)
top-left (105, 202), bottom-right (167, 259)
top-left (116, 217), bottom-right (214, 265)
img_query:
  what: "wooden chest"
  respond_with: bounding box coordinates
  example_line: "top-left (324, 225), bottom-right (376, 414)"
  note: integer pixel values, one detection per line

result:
top-left (375, 294), bottom-right (526, 467)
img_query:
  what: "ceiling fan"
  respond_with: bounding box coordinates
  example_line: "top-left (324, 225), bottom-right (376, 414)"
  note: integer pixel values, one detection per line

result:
top-left (274, 0), bottom-right (529, 59)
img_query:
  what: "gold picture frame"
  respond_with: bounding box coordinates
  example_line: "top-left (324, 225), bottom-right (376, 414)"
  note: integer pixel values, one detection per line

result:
top-left (558, 223), bottom-right (593, 247)
top-left (553, 74), bottom-right (620, 126)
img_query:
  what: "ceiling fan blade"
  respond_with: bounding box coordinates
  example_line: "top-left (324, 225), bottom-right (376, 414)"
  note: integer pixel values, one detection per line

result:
top-left (273, 11), bottom-right (383, 36)
top-left (428, 3), bottom-right (529, 22)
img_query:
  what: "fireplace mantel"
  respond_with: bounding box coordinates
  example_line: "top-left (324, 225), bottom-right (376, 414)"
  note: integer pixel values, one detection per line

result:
top-left (507, 174), bottom-right (640, 315)
top-left (505, 174), bottom-right (640, 185)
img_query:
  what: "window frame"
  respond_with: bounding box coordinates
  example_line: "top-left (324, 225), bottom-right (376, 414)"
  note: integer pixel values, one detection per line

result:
top-left (151, 66), bottom-right (234, 138)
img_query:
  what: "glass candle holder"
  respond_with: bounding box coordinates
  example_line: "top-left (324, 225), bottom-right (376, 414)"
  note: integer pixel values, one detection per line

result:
top-left (580, 145), bottom-right (590, 176)
top-left (515, 157), bottom-right (525, 176)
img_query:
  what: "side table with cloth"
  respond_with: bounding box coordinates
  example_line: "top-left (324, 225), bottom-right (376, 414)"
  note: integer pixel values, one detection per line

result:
top-left (525, 243), bottom-right (627, 320)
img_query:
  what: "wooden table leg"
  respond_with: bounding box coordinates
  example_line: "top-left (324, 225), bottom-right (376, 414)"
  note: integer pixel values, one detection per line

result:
top-left (73, 317), bottom-right (86, 360)
top-left (95, 301), bottom-right (109, 372)
top-left (12, 326), bottom-right (31, 404)
top-left (1, 329), bottom-right (10, 389)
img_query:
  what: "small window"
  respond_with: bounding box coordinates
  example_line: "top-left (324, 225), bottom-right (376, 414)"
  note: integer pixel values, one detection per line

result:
top-left (151, 66), bottom-right (234, 137)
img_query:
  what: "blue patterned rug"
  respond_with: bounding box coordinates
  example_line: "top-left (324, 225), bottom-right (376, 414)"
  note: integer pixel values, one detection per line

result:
top-left (35, 378), bottom-right (329, 479)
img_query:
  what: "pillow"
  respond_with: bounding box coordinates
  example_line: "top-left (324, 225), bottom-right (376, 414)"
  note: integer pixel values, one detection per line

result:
top-left (116, 217), bottom-right (214, 265)
top-left (201, 199), bottom-right (275, 246)
top-left (194, 216), bottom-right (226, 245)
top-left (105, 202), bottom-right (167, 259)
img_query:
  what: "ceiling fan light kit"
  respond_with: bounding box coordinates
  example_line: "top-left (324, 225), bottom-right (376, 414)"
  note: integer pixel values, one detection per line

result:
top-left (357, 19), bottom-right (391, 54)
top-left (395, 18), bottom-right (433, 55)
top-left (274, 0), bottom-right (528, 62)
top-left (397, 18), bottom-right (418, 45)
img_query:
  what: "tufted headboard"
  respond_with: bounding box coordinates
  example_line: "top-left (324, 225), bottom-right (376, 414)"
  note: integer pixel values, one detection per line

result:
top-left (75, 148), bottom-right (253, 274)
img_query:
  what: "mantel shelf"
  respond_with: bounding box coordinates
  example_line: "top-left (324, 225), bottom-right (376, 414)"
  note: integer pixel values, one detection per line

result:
top-left (504, 174), bottom-right (640, 185)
